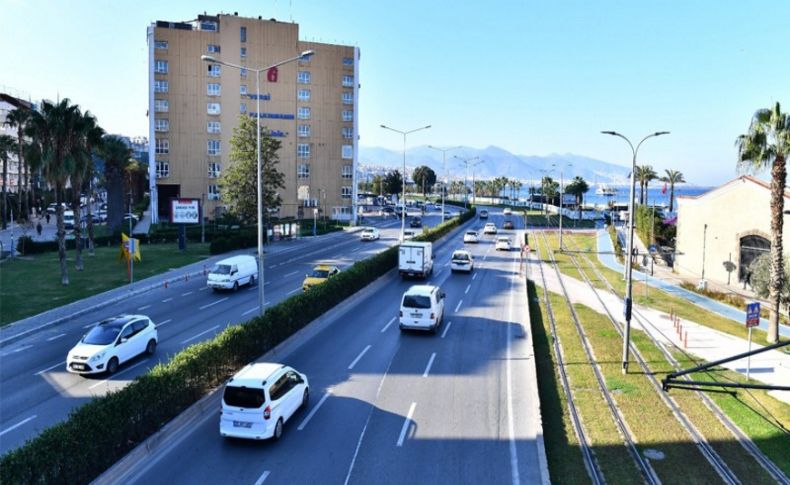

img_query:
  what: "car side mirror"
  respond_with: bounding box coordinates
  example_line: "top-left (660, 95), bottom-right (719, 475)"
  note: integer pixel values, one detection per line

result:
top-left (441, 292), bottom-right (446, 299)
top-left (118, 337), bottom-right (128, 345)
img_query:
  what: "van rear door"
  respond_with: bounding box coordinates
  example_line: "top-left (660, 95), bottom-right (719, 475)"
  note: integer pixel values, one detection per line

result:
top-left (399, 245), bottom-right (425, 274)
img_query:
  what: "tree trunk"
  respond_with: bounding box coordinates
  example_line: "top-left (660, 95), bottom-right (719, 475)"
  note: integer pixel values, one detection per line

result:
top-left (669, 183), bottom-right (675, 212)
top-left (767, 155), bottom-right (786, 343)
top-left (56, 185), bottom-right (70, 285)
top-left (17, 145), bottom-right (23, 221)
top-left (72, 179), bottom-right (84, 271)
top-left (107, 173), bottom-right (125, 232)
top-left (1, 154), bottom-right (7, 229)
top-left (87, 174), bottom-right (95, 256)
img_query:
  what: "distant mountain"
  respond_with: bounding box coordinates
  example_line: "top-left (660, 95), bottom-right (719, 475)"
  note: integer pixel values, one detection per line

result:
top-left (359, 145), bottom-right (632, 184)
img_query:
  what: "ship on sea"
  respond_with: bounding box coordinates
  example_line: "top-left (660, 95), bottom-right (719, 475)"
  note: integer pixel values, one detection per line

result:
top-left (595, 184), bottom-right (618, 196)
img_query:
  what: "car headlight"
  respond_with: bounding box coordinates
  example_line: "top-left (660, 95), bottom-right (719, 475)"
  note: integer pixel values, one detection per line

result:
top-left (90, 351), bottom-right (106, 362)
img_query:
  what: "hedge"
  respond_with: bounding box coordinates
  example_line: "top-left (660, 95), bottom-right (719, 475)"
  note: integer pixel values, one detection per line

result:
top-left (0, 206), bottom-right (475, 484)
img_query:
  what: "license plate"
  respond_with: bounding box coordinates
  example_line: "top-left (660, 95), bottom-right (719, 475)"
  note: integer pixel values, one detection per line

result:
top-left (411, 313), bottom-right (421, 318)
top-left (233, 421), bottom-right (252, 428)
top-left (72, 363), bottom-right (85, 370)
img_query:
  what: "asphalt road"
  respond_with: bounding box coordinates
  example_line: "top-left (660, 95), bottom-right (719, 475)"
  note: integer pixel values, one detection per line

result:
top-left (0, 208), bottom-right (459, 454)
top-left (122, 208), bottom-right (543, 485)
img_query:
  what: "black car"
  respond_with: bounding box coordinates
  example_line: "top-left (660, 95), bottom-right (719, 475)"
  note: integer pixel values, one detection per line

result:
top-left (479, 210), bottom-right (489, 219)
top-left (379, 206), bottom-right (395, 216)
top-left (410, 217), bottom-right (422, 228)
top-left (503, 220), bottom-right (514, 229)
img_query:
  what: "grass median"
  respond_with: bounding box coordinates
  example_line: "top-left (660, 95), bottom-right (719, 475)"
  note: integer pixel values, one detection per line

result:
top-left (0, 242), bottom-right (211, 326)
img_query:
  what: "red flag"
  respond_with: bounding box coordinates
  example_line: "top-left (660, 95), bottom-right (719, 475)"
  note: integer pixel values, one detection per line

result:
top-left (662, 183), bottom-right (667, 194)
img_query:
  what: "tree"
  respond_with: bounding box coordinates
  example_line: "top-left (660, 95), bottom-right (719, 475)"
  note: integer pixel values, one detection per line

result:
top-left (219, 115), bottom-right (286, 226)
top-left (411, 165), bottom-right (436, 196)
top-left (99, 135), bottom-right (132, 232)
top-left (5, 108), bottom-right (31, 219)
top-left (541, 176), bottom-right (559, 214)
top-left (372, 175), bottom-right (384, 196)
top-left (660, 169), bottom-right (685, 212)
top-left (737, 102), bottom-right (789, 343)
top-left (0, 134), bottom-right (16, 229)
top-left (80, 117), bottom-right (105, 257)
top-left (749, 254), bottom-right (790, 315)
top-left (565, 176), bottom-right (590, 220)
top-left (636, 165), bottom-right (658, 205)
top-left (382, 170), bottom-right (403, 196)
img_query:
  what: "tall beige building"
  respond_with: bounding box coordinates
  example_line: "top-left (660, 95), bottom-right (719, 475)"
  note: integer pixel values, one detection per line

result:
top-left (146, 13), bottom-right (359, 224)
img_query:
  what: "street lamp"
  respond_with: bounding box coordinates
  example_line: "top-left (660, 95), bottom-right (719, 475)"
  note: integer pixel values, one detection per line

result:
top-left (601, 130), bottom-right (669, 374)
top-left (427, 145), bottom-right (460, 224)
top-left (558, 162), bottom-right (572, 250)
top-left (202, 49), bottom-right (314, 317)
top-left (454, 156), bottom-right (481, 208)
top-left (380, 124), bottom-right (432, 241)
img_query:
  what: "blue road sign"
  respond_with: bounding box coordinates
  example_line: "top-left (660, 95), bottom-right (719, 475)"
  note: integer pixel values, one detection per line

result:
top-left (746, 302), bottom-right (761, 328)
top-left (648, 244), bottom-right (657, 254)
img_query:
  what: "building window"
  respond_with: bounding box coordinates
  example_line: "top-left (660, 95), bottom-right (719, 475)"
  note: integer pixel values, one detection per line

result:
top-left (200, 21), bottom-right (217, 32)
top-left (297, 164), bottom-right (310, 178)
top-left (208, 64), bottom-right (221, 77)
top-left (342, 127), bottom-right (353, 139)
top-left (341, 186), bottom-right (352, 199)
top-left (240, 47), bottom-right (247, 58)
top-left (240, 103), bottom-right (247, 114)
top-left (155, 40), bottom-right (168, 50)
top-left (342, 164), bottom-right (353, 179)
top-left (155, 119), bottom-right (169, 132)
top-left (240, 68), bottom-right (247, 78)
top-left (207, 103), bottom-right (221, 115)
top-left (298, 125), bottom-right (311, 137)
top-left (342, 145), bottom-right (353, 159)
top-left (155, 60), bottom-right (168, 73)
top-left (298, 89), bottom-right (311, 101)
top-left (342, 110), bottom-right (353, 122)
top-left (207, 83), bottom-right (221, 96)
top-left (154, 99), bottom-right (169, 113)
top-left (297, 71), bottom-right (311, 84)
top-left (298, 185), bottom-right (310, 200)
top-left (342, 92), bottom-right (353, 105)
top-left (207, 44), bottom-right (221, 53)
top-left (207, 139), bottom-right (221, 156)
top-left (240, 26), bottom-right (247, 43)
top-left (208, 184), bottom-right (220, 200)
top-left (207, 121), bottom-right (221, 133)
top-left (297, 143), bottom-right (310, 159)
top-left (154, 80), bottom-right (169, 93)
top-left (240, 85), bottom-right (247, 95)
top-left (156, 161), bottom-right (169, 178)
top-left (343, 57), bottom-right (354, 66)
top-left (343, 75), bottom-right (354, 87)
top-left (208, 162), bottom-right (221, 178)
top-left (298, 107), bottom-right (311, 120)
top-left (155, 138), bottom-right (169, 154)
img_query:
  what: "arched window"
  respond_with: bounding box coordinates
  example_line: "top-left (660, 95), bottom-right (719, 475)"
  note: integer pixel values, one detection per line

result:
top-left (739, 235), bottom-right (770, 280)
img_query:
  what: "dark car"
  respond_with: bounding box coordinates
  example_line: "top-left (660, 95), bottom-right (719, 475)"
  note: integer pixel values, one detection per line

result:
top-left (410, 217), bottom-right (422, 228)
top-left (479, 210), bottom-right (489, 219)
top-left (503, 220), bottom-right (514, 229)
top-left (379, 206), bottom-right (396, 216)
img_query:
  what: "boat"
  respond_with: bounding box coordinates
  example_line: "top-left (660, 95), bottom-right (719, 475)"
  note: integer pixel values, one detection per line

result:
top-left (596, 184), bottom-right (618, 196)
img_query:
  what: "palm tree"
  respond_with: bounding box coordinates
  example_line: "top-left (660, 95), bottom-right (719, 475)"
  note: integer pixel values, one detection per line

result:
top-left (82, 117), bottom-right (105, 257)
top-left (660, 169), bottom-right (685, 212)
top-left (69, 111), bottom-right (104, 269)
top-left (737, 102), bottom-right (789, 344)
top-left (5, 108), bottom-right (31, 220)
top-left (636, 165), bottom-right (658, 205)
top-left (0, 135), bottom-right (17, 229)
top-left (99, 135), bottom-right (132, 232)
top-left (566, 176), bottom-right (590, 220)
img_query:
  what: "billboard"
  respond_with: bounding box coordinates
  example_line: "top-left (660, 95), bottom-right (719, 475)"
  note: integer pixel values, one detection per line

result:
top-left (170, 198), bottom-right (200, 224)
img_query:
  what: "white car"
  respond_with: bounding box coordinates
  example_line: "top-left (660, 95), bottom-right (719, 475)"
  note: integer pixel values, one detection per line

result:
top-left (399, 285), bottom-right (446, 334)
top-left (496, 236), bottom-right (512, 251)
top-left (483, 223), bottom-right (498, 235)
top-left (503, 207), bottom-right (512, 216)
top-left (463, 230), bottom-right (479, 243)
top-left (360, 227), bottom-right (380, 241)
top-left (403, 229), bottom-right (418, 240)
top-left (451, 250), bottom-right (474, 273)
top-left (67, 315), bottom-right (158, 375)
top-left (220, 363), bottom-right (309, 441)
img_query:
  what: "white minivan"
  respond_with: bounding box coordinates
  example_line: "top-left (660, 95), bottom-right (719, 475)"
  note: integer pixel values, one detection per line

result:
top-left (220, 363), bottom-right (309, 441)
top-left (399, 285), bottom-right (445, 333)
top-left (207, 255), bottom-right (258, 291)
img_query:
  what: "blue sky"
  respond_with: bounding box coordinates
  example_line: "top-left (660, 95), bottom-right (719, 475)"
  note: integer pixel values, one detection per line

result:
top-left (3, 0), bottom-right (788, 185)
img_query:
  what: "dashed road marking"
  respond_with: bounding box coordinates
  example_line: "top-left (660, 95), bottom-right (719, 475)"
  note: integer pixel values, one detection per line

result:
top-left (348, 345), bottom-right (372, 370)
top-left (422, 353), bottom-right (436, 378)
top-left (454, 300), bottom-right (463, 313)
top-left (0, 415), bottom-right (37, 437)
top-left (298, 391), bottom-right (332, 431)
top-left (381, 317), bottom-right (396, 333)
top-left (181, 325), bottom-right (220, 345)
top-left (396, 402), bottom-right (417, 447)
top-left (199, 297), bottom-right (229, 311)
top-left (46, 333), bottom-right (66, 342)
top-left (441, 321), bottom-right (453, 339)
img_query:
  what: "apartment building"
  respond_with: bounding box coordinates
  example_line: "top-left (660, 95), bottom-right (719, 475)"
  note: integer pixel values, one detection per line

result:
top-left (146, 13), bottom-right (359, 223)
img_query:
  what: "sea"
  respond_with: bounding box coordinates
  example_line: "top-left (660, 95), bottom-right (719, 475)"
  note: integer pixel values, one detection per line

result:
top-left (514, 184), bottom-right (713, 211)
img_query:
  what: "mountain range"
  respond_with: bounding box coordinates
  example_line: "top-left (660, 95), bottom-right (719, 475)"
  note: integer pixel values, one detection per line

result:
top-left (359, 145), bottom-right (633, 184)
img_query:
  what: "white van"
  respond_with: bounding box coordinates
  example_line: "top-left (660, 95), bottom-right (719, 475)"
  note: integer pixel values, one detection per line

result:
top-left (399, 241), bottom-right (433, 278)
top-left (207, 255), bottom-right (258, 291)
top-left (220, 363), bottom-right (309, 440)
top-left (63, 210), bottom-right (75, 230)
top-left (399, 285), bottom-right (446, 333)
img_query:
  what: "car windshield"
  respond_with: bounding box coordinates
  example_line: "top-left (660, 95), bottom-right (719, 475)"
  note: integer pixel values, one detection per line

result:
top-left (453, 253), bottom-right (470, 261)
top-left (466, 231), bottom-right (477, 236)
top-left (498, 238), bottom-right (510, 243)
top-left (403, 294), bottom-right (432, 309)
top-left (363, 229), bottom-right (374, 234)
top-left (211, 264), bottom-right (232, 275)
top-left (311, 269), bottom-right (330, 278)
top-left (223, 386), bottom-right (266, 408)
top-left (83, 322), bottom-right (123, 345)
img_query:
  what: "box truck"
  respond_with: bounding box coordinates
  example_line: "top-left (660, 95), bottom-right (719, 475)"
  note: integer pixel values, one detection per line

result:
top-left (399, 241), bottom-right (433, 278)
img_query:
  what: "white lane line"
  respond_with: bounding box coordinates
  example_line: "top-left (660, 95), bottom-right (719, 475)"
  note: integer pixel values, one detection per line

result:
top-left (396, 402), bottom-right (417, 447)
top-left (242, 306), bottom-right (260, 316)
top-left (199, 297), bottom-right (229, 311)
top-left (46, 333), bottom-right (66, 342)
top-left (351, 247), bottom-right (361, 253)
top-left (162, 297), bottom-right (174, 303)
top-left (347, 344), bottom-right (372, 370)
top-left (422, 353), bottom-right (436, 378)
top-left (287, 288), bottom-right (301, 295)
top-left (181, 325), bottom-right (220, 345)
top-left (157, 319), bottom-right (172, 326)
top-left (444, 261), bottom-right (450, 267)
top-left (35, 361), bottom-right (65, 376)
top-left (0, 415), bottom-right (37, 437)
top-left (4, 344), bottom-right (34, 356)
top-left (506, 252), bottom-right (521, 485)
top-left (380, 317), bottom-right (396, 333)
top-left (454, 299), bottom-right (463, 313)
top-left (181, 291), bottom-right (193, 296)
top-left (472, 272), bottom-right (478, 280)
top-left (89, 359), bottom-right (149, 390)
top-left (284, 270), bottom-right (299, 277)
top-left (83, 322), bottom-right (97, 329)
top-left (199, 286), bottom-right (209, 291)
top-left (297, 391), bottom-right (332, 431)
top-left (441, 320), bottom-right (453, 339)
top-left (465, 284), bottom-right (471, 294)
top-left (138, 304), bottom-right (151, 311)
top-left (254, 470), bottom-right (271, 485)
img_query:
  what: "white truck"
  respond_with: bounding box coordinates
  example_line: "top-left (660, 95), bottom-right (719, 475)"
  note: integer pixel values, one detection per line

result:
top-left (399, 241), bottom-right (433, 279)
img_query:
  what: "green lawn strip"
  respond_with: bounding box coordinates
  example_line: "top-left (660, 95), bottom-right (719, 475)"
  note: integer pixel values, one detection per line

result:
top-left (671, 350), bottom-right (790, 477)
top-left (527, 281), bottom-right (588, 484)
top-left (0, 243), bottom-right (211, 325)
top-left (543, 232), bottom-right (601, 289)
top-left (573, 303), bottom-right (724, 483)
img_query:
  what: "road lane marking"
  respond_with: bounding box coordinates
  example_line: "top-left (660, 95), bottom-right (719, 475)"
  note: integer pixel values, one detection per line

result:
top-left (199, 297), bottom-right (229, 311)
top-left (441, 321), bottom-right (453, 339)
top-left (297, 391), bottom-right (332, 430)
top-left (284, 270), bottom-right (299, 277)
top-left (162, 297), bottom-right (174, 303)
top-left (242, 306), bottom-right (260, 316)
top-left (35, 361), bottom-right (65, 375)
top-left (380, 317), bottom-right (396, 333)
top-left (287, 288), bottom-right (300, 295)
top-left (348, 345), bottom-right (372, 370)
top-left (396, 402), bottom-right (417, 447)
top-left (454, 300), bottom-right (463, 313)
top-left (46, 333), bottom-right (66, 342)
top-left (0, 415), bottom-right (37, 437)
top-left (3, 344), bottom-right (34, 356)
top-left (181, 325), bottom-right (220, 345)
top-left (506, 252), bottom-right (521, 485)
top-left (465, 284), bottom-right (471, 294)
top-left (181, 291), bottom-right (193, 296)
top-left (83, 322), bottom-right (98, 328)
top-left (89, 360), bottom-right (149, 390)
top-left (254, 471), bottom-right (270, 485)
top-left (138, 305), bottom-right (151, 311)
top-left (157, 319), bottom-right (172, 326)
top-left (422, 353), bottom-right (436, 378)
top-left (444, 261), bottom-right (450, 267)
top-left (198, 286), bottom-right (209, 291)
top-left (472, 273), bottom-right (478, 280)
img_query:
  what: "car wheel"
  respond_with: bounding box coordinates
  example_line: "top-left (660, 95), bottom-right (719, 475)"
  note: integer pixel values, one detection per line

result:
top-left (301, 388), bottom-right (310, 409)
top-left (107, 357), bottom-right (119, 375)
top-left (249, 275), bottom-right (256, 286)
top-left (146, 339), bottom-right (157, 355)
top-left (273, 418), bottom-right (284, 440)
top-left (233, 281), bottom-right (239, 291)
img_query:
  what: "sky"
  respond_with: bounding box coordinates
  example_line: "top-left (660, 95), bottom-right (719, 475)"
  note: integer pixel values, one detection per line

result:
top-left (2, 0), bottom-right (788, 185)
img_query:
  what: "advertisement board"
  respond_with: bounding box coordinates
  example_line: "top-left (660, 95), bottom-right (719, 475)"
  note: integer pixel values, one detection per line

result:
top-left (170, 198), bottom-right (201, 224)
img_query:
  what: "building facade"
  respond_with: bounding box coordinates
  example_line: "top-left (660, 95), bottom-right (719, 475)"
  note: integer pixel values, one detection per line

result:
top-left (146, 13), bottom-right (359, 223)
top-left (674, 176), bottom-right (790, 287)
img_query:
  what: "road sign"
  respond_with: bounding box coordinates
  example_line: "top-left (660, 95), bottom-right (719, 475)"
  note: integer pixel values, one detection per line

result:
top-left (648, 244), bottom-right (657, 254)
top-left (746, 302), bottom-right (760, 328)
top-left (170, 198), bottom-right (201, 224)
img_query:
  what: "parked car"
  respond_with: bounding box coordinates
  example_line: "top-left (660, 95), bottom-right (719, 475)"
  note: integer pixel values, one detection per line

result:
top-left (483, 222), bottom-right (498, 235)
top-left (66, 315), bottom-right (158, 375)
top-left (379, 206), bottom-right (395, 217)
top-left (451, 249), bottom-right (474, 273)
top-left (63, 210), bottom-right (75, 230)
top-left (463, 230), bottom-right (479, 243)
top-left (503, 220), bottom-right (514, 230)
top-left (207, 255), bottom-right (258, 291)
top-left (479, 209), bottom-right (489, 219)
top-left (495, 236), bottom-right (512, 251)
top-left (360, 227), bottom-right (380, 241)
top-left (47, 202), bottom-right (68, 214)
top-left (220, 363), bottom-right (309, 440)
top-left (503, 207), bottom-right (512, 216)
top-left (399, 284), bottom-right (445, 333)
top-left (303, 265), bottom-right (340, 291)
top-left (410, 217), bottom-right (422, 228)
top-left (123, 213), bottom-right (139, 226)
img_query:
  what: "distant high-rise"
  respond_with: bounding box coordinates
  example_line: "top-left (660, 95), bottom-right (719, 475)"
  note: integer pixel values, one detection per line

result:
top-left (146, 13), bottom-right (360, 223)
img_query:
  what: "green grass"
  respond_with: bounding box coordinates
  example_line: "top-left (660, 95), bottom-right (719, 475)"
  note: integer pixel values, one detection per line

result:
top-left (0, 242), bottom-right (212, 325)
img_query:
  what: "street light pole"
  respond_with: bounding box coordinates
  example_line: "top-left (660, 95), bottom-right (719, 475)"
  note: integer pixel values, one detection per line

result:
top-left (202, 50), bottom-right (314, 317)
top-left (558, 162), bottom-right (572, 250)
top-left (454, 156), bottom-right (481, 209)
top-left (701, 223), bottom-right (708, 281)
top-left (602, 130), bottom-right (669, 374)
top-left (380, 124), bottom-right (432, 241)
top-left (427, 145), bottom-right (460, 224)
